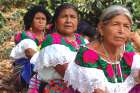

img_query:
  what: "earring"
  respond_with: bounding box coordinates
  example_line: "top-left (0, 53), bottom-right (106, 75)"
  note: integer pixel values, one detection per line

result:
top-left (29, 27), bottom-right (32, 32)
top-left (99, 35), bottom-right (104, 42)
top-left (43, 27), bottom-right (47, 34)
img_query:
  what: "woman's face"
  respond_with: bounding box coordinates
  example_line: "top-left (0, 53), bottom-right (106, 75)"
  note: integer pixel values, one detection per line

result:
top-left (32, 12), bottom-right (47, 32)
top-left (55, 8), bottom-right (78, 35)
top-left (99, 15), bottom-right (131, 47)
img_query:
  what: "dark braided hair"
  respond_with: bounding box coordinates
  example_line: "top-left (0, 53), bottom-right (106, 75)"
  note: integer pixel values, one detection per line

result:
top-left (24, 5), bottom-right (51, 30)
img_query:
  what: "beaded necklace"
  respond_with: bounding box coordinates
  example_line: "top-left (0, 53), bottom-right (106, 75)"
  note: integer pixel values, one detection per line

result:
top-left (102, 43), bottom-right (125, 92)
top-left (102, 43), bottom-right (123, 83)
top-left (65, 34), bottom-right (80, 50)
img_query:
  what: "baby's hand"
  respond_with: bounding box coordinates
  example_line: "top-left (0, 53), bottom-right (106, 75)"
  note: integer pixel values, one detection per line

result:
top-left (25, 48), bottom-right (36, 59)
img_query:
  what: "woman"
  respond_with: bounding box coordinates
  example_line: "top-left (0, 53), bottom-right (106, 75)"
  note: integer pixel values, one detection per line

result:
top-left (10, 5), bottom-right (51, 91)
top-left (29, 3), bottom-right (86, 93)
top-left (64, 5), bottom-right (140, 93)
top-left (77, 21), bottom-right (96, 43)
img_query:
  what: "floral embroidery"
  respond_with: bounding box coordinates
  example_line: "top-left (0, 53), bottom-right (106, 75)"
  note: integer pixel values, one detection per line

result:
top-left (83, 49), bottom-right (98, 64)
top-left (105, 64), bottom-right (114, 78)
top-left (116, 64), bottom-right (121, 77)
top-left (75, 46), bottom-right (134, 83)
top-left (123, 52), bottom-right (134, 66)
top-left (51, 33), bottom-right (61, 44)
top-left (15, 32), bottom-right (21, 43)
top-left (75, 47), bottom-right (99, 68)
top-left (41, 33), bottom-right (85, 51)
top-left (15, 31), bottom-right (44, 46)
top-left (26, 31), bottom-right (36, 40)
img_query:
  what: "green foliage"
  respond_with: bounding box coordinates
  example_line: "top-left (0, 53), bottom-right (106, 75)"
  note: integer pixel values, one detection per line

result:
top-left (1, 0), bottom-right (140, 30)
top-left (57, 0), bottom-right (140, 30)
top-left (67, 0), bottom-right (137, 27)
top-left (0, 12), bottom-right (6, 28)
top-left (0, 30), bottom-right (15, 45)
top-left (39, 0), bottom-right (140, 30)
top-left (0, 47), bottom-right (12, 59)
top-left (11, 9), bottom-right (26, 21)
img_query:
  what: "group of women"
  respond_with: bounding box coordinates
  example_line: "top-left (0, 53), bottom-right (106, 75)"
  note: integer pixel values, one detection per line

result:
top-left (10, 2), bottom-right (140, 93)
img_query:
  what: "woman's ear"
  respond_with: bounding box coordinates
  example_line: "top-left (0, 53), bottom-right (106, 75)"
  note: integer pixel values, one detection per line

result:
top-left (97, 22), bottom-right (104, 36)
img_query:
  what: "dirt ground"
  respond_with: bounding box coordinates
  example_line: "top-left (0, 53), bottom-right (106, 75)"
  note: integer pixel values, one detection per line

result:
top-left (0, 8), bottom-right (23, 93)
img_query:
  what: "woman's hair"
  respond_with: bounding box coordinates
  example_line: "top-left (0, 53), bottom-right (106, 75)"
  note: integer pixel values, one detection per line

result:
top-left (23, 5), bottom-right (51, 30)
top-left (97, 5), bottom-right (133, 42)
top-left (52, 3), bottom-right (78, 24)
top-left (77, 21), bottom-right (96, 38)
top-left (100, 5), bottom-right (133, 24)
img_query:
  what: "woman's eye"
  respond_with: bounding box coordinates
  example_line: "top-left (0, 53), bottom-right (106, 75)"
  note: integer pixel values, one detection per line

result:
top-left (112, 23), bottom-right (118, 25)
top-left (124, 25), bottom-right (131, 30)
top-left (42, 18), bottom-right (46, 20)
top-left (71, 15), bottom-right (77, 18)
top-left (35, 17), bottom-right (40, 20)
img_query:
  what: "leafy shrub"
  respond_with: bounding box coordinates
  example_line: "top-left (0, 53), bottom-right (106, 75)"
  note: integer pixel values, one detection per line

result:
top-left (0, 12), bottom-right (6, 28)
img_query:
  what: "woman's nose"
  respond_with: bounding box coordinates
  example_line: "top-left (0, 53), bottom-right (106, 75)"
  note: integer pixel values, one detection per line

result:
top-left (66, 17), bottom-right (71, 23)
top-left (118, 25), bottom-right (125, 33)
top-left (39, 19), bottom-right (45, 24)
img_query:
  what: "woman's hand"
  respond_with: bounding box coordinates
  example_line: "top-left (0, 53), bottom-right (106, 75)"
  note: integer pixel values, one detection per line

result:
top-left (93, 89), bottom-right (105, 93)
top-left (129, 31), bottom-right (140, 51)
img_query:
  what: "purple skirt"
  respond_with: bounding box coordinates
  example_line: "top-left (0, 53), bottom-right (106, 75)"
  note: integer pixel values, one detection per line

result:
top-left (129, 84), bottom-right (140, 93)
